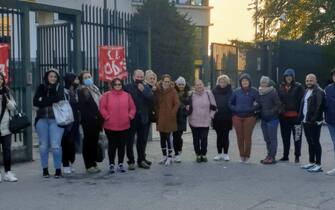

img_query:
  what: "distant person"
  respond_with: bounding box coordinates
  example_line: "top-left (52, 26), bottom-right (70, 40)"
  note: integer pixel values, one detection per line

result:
top-left (187, 80), bottom-right (216, 163)
top-left (299, 74), bottom-right (325, 173)
top-left (325, 68), bottom-right (335, 175)
top-left (154, 74), bottom-right (179, 166)
top-left (0, 72), bottom-right (18, 182)
top-left (61, 73), bottom-right (80, 175)
top-left (258, 76), bottom-right (281, 164)
top-left (99, 78), bottom-right (136, 174)
top-left (124, 70), bottom-right (154, 170)
top-left (212, 75), bottom-right (233, 161)
top-left (278, 68), bottom-right (305, 163)
top-left (173, 76), bottom-right (190, 163)
top-left (229, 73), bottom-right (259, 164)
top-left (77, 71), bottom-right (102, 174)
top-left (33, 68), bottom-right (64, 178)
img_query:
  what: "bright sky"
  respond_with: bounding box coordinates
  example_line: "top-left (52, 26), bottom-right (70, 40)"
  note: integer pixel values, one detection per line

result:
top-left (209, 0), bottom-right (255, 44)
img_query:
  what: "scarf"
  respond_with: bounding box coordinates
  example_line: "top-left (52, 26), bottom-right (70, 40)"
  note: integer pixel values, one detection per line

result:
top-left (259, 86), bottom-right (274, 96)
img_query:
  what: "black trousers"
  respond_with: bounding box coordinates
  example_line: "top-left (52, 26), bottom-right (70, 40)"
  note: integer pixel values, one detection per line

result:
top-left (190, 127), bottom-right (209, 156)
top-left (61, 125), bottom-right (76, 167)
top-left (172, 130), bottom-right (183, 156)
top-left (105, 129), bottom-right (128, 165)
top-left (215, 127), bottom-right (230, 154)
top-left (0, 135), bottom-right (11, 172)
top-left (127, 117), bottom-right (149, 164)
top-left (160, 132), bottom-right (173, 157)
top-left (279, 117), bottom-right (302, 158)
top-left (82, 124), bottom-right (100, 169)
top-left (303, 123), bottom-right (322, 165)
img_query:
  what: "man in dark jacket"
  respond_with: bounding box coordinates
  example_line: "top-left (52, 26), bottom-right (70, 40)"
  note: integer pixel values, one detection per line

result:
top-left (124, 69), bottom-right (154, 170)
top-left (325, 68), bottom-right (335, 175)
top-left (278, 68), bottom-right (305, 163)
top-left (299, 74), bottom-right (325, 173)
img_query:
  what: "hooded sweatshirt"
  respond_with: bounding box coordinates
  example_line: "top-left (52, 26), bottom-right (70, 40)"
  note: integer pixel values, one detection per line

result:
top-left (33, 69), bottom-right (64, 122)
top-left (278, 68), bottom-right (305, 118)
top-left (325, 71), bottom-right (335, 124)
top-left (229, 73), bottom-right (260, 118)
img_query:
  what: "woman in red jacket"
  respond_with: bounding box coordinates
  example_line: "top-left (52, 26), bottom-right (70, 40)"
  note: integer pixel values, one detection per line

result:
top-left (99, 78), bottom-right (136, 174)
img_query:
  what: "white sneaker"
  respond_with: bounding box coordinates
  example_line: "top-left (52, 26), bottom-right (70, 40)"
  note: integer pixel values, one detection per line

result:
top-left (301, 163), bottom-right (315, 170)
top-left (159, 156), bottom-right (167, 165)
top-left (244, 158), bottom-right (250, 164)
top-left (223, 154), bottom-right (230, 161)
top-left (174, 155), bottom-right (181, 163)
top-left (326, 168), bottom-right (335, 176)
top-left (4, 171), bottom-right (18, 182)
top-left (63, 167), bottom-right (72, 175)
top-left (214, 154), bottom-right (223, 161)
top-left (165, 157), bottom-right (172, 166)
top-left (307, 165), bottom-right (323, 173)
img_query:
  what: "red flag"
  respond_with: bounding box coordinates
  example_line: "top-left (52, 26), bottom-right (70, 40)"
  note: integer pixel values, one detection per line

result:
top-left (98, 46), bottom-right (127, 81)
top-left (0, 43), bottom-right (9, 83)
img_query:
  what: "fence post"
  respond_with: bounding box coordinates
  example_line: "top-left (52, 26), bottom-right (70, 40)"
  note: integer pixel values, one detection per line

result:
top-left (21, 5), bottom-right (33, 161)
top-left (73, 14), bottom-right (82, 73)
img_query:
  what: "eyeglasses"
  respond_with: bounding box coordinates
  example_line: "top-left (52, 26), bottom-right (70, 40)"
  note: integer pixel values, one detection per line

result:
top-left (114, 83), bottom-right (122, 87)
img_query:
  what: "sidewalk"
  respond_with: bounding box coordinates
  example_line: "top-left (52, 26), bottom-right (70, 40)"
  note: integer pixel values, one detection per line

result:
top-left (1, 123), bottom-right (335, 210)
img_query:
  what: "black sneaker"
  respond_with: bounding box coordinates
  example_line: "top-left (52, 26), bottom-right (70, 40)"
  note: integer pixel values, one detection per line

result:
top-left (295, 157), bottom-right (300, 163)
top-left (43, 168), bottom-right (50, 178)
top-left (117, 164), bottom-right (126, 173)
top-left (144, 159), bottom-right (152, 166)
top-left (279, 157), bottom-right (289, 162)
top-left (201, 156), bottom-right (208, 162)
top-left (54, 169), bottom-right (62, 179)
top-left (109, 164), bottom-right (116, 174)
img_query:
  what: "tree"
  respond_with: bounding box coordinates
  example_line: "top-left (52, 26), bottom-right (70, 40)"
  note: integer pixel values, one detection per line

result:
top-left (252, 0), bottom-right (335, 45)
top-left (130, 0), bottom-right (195, 81)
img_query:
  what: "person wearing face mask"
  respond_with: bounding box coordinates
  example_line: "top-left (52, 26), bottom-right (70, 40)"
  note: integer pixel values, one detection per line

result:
top-left (154, 74), bottom-right (180, 166)
top-left (173, 76), bottom-right (190, 163)
top-left (187, 79), bottom-right (217, 163)
top-left (0, 73), bottom-right (18, 182)
top-left (212, 75), bottom-right (233, 162)
top-left (124, 69), bottom-right (154, 170)
top-left (77, 71), bottom-right (102, 174)
top-left (33, 68), bottom-right (65, 178)
top-left (229, 73), bottom-right (260, 164)
top-left (99, 78), bottom-right (136, 174)
top-left (61, 73), bottom-right (80, 175)
top-left (299, 74), bottom-right (325, 173)
top-left (325, 68), bottom-right (335, 175)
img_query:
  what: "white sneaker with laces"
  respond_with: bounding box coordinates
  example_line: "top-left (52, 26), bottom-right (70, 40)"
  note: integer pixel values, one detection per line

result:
top-left (214, 154), bottom-right (223, 161)
top-left (63, 167), bottom-right (72, 175)
top-left (174, 155), bottom-right (181, 163)
top-left (4, 171), bottom-right (18, 182)
top-left (244, 158), bottom-right (250, 164)
top-left (326, 168), bottom-right (335, 176)
top-left (223, 154), bottom-right (230, 161)
top-left (301, 163), bottom-right (315, 170)
top-left (159, 156), bottom-right (167, 165)
top-left (165, 157), bottom-right (172, 166)
top-left (308, 165), bottom-right (323, 173)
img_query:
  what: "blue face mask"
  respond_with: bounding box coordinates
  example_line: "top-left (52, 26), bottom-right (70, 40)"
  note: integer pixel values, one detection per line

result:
top-left (83, 78), bottom-right (93, 86)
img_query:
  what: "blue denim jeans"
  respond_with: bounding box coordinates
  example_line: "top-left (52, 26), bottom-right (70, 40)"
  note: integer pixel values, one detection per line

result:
top-left (328, 124), bottom-right (335, 153)
top-left (36, 119), bottom-right (64, 169)
top-left (261, 119), bottom-right (279, 159)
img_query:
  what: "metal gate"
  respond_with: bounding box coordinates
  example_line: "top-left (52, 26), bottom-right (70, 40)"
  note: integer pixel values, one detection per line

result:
top-left (35, 23), bottom-right (73, 87)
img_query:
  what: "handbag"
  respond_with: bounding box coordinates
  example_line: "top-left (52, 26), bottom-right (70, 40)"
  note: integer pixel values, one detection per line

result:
top-left (52, 100), bottom-right (74, 126)
top-left (9, 112), bottom-right (31, 134)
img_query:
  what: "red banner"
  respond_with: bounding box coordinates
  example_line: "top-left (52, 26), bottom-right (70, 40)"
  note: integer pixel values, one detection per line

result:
top-left (0, 43), bottom-right (9, 83)
top-left (98, 46), bottom-right (127, 81)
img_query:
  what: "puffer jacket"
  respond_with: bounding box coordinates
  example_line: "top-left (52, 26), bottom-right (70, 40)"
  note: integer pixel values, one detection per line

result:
top-left (258, 87), bottom-right (281, 121)
top-left (0, 94), bottom-right (16, 136)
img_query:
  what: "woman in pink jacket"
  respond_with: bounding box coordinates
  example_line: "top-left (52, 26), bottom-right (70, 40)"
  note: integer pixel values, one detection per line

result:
top-left (99, 78), bottom-right (136, 174)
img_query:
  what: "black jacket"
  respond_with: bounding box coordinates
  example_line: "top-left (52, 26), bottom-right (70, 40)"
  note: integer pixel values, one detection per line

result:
top-left (77, 87), bottom-right (102, 128)
top-left (175, 86), bottom-right (190, 131)
top-left (124, 82), bottom-right (153, 125)
top-left (278, 82), bottom-right (305, 114)
top-left (33, 84), bottom-right (64, 123)
top-left (212, 85), bottom-right (233, 130)
top-left (259, 88), bottom-right (281, 121)
top-left (299, 86), bottom-right (325, 124)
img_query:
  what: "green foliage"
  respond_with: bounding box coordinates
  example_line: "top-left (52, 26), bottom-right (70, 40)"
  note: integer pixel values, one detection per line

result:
top-left (253, 0), bottom-right (335, 45)
top-left (131, 0), bottom-right (196, 82)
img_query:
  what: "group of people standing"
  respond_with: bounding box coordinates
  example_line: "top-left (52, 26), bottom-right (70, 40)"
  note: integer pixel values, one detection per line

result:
top-left (1, 67), bottom-right (335, 182)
